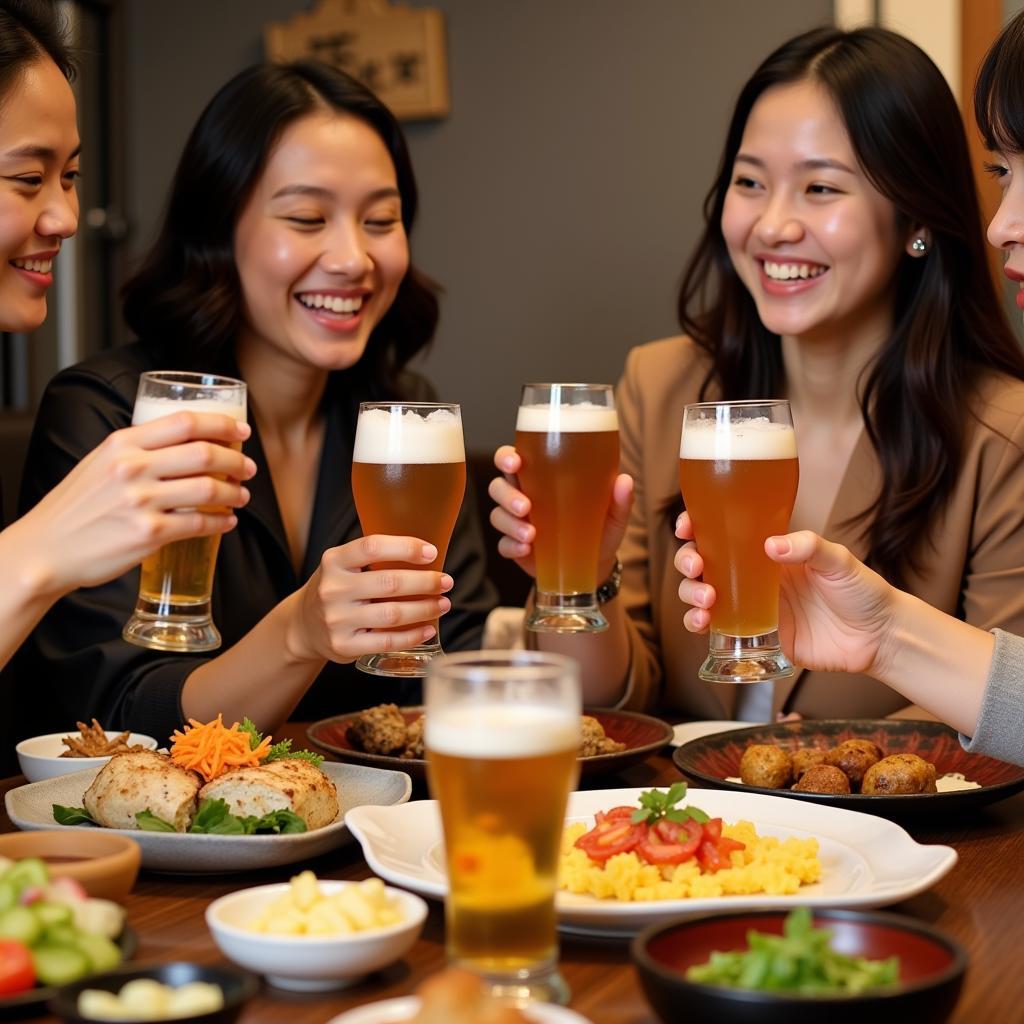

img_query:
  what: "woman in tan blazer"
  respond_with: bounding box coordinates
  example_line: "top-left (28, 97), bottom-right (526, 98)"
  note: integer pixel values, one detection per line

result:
top-left (489, 26), bottom-right (1024, 721)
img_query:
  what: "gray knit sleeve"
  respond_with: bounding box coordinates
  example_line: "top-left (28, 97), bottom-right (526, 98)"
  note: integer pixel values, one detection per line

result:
top-left (959, 629), bottom-right (1024, 766)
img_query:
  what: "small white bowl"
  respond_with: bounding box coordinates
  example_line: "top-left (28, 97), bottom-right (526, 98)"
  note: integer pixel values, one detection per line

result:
top-left (16, 731), bottom-right (159, 782)
top-left (326, 997), bottom-right (593, 1023)
top-left (205, 880), bottom-right (428, 992)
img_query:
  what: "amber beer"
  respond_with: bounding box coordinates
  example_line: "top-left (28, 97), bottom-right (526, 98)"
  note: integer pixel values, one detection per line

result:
top-left (122, 374), bottom-right (247, 653)
top-left (351, 403), bottom-right (465, 676)
top-left (425, 651), bottom-right (581, 1003)
top-left (516, 384), bottom-right (619, 633)
top-left (679, 401), bottom-right (798, 682)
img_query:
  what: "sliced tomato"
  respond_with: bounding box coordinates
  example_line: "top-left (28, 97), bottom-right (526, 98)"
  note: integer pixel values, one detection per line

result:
top-left (0, 940), bottom-right (34, 996)
top-left (575, 819), bottom-right (646, 862)
top-left (702, 817), bottom-right (723, 843)
top-left (696, 835), bottom-right (746, 873)
top-left (637, 818), bottom-right (703, 865)
top-left (593, 806), bottom-right (637, 826)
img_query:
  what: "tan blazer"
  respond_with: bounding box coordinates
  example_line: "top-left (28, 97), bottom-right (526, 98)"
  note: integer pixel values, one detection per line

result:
top-left (616, 336), bottom-right (1024, 720)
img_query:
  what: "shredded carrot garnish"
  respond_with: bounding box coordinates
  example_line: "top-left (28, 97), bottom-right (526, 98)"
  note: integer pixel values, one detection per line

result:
top-left (170, 713), bottom-right (272, 782)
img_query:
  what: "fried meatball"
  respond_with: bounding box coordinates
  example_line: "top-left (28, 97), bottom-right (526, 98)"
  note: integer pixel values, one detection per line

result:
top-left (825, 741), bottom-right (881, 791)
top-left (791, 764), bottom-right (851, 794)
top-left (347, 703), bottom-right (408, 755)
top-left (402, 715), bottom-right (425, 759)
top-left (579, 715), bottom-right (626, 757)
top-left (838, 738), bottom-right (884, 761)
top-left (861, 753), bottom-right (938, 795)
top-left (739, 744), bottom-right (793, 789)
top-left (791, 748), bottom-right (827, 781)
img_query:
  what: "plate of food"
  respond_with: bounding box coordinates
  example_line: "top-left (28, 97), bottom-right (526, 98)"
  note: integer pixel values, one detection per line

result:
top-left (5, 715), bottom-right (412, 872)
top-left (671, 719), bottom-right (1024, 819)
top-left (0, 854), bottom-right (137, 1022)
top-left (308, 705), bottom-right (673, 781)
top-left (345, 784), bottom-right (956, 937)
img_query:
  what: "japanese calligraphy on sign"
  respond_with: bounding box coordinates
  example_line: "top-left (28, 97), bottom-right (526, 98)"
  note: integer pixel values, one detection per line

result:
top-left (264, 0), bottom-right (449, 120)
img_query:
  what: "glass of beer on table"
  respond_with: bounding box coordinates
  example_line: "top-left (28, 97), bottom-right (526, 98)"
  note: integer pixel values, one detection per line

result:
top-left (351, 401), bottom-right (466, 677)
top-left (515, 383), bottom-right (619, 633)
top-left (122, 371), bottom-right (247, 652)
top-left (425, 650), bottom-right (581, 1005)
top-left (679, 400), bottom-right (799, 682)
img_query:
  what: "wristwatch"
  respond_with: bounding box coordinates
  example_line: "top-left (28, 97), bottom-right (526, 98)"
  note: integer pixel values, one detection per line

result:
top-left (596, 558), bottom-right (623, 604)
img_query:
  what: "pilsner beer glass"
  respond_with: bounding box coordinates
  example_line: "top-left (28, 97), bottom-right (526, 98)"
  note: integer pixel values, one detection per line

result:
top-left (122, 371), bottom-right (247, 653)
top-left (515, 383), bottom-right (619, 633)
top-left (425, 650), bottom-right (581, 1005)
top-left (351, 402), bottom-right (466, 677)
top-left (679, 400), bottom-right (799, 682)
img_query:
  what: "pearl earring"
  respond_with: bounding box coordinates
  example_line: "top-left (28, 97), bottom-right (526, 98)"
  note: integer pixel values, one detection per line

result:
top-left (911, 237), bottom-right (928, 254)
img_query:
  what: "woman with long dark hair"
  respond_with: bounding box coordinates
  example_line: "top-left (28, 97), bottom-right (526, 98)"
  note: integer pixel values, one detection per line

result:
top-left (17, 60), bottom-right (495, 740)
top-left (0, 0), bottom-right (252, 675)
top-left (674, 8), bottom-right (1024, 765)
top-left (491, 26), bottom-right (1024, 720)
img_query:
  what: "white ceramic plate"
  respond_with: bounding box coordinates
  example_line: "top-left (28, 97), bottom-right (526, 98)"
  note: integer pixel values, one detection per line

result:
top-left (671, 720), bottom-right (752, 747)
top-left (345, 787), bottom-right (957, 937)
top-left (5, 761), bottom-right (412, 873)
top-left (326, 996), bottom-right (591, 1023)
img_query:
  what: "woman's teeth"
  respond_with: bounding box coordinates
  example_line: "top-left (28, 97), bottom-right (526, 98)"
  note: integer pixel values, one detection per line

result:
top-left (12, 257), bottom-right (53, 273)
top-left (298, 293), bottom-right (363, 314)
top-left (763, 261), bottom-right (827, 281)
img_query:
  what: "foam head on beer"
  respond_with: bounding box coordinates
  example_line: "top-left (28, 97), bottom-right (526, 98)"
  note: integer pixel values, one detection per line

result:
top-left (680, 416), bottom-right (797, 460)
top-left (515, 402), bottom-right (618, 434)
top-left (354, 407), bottom-right (465, 463)
top-left (132, 395), bottom-right (247, 426)
top-left (425, 702), bottom-right (580, 759)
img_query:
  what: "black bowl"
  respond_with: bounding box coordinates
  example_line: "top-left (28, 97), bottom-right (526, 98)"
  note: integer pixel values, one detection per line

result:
top-left (49, 961), bottom-right (260, 1024)
top-left (631, 908), bottom-right (967, 1024)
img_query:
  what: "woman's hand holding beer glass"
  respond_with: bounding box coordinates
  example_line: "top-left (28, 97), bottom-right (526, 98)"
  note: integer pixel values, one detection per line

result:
top-left (676, 517), bottom-right (897, 677)
top-left (490, 383), bottom-right (633, 632)
top-left (6, 409), bottom-right (254, 599)
top-left (282, 535), bottom-right (454, 667)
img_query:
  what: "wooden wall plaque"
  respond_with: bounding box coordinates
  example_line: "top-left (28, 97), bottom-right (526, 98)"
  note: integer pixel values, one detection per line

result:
top-left (264, 0), bottom-right (449, 120)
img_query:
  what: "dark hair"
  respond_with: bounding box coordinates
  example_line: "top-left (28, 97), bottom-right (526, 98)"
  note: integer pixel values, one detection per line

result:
top-left (0, 0), bottom-right (75, 104)
top-left (975, 10), bottom-right (1024, 154)
top-left (678, 26), bottom-right (1024, 588)
top-left (122, 60), bottom-right (439, 392)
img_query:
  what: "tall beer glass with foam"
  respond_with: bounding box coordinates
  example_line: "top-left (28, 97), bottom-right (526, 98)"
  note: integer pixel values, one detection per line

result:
top-left (515, 383), bottom-right (619, 633)
top-left (122, 371), bottom-right (247, 652)
top-left (425, 650), bottom-right (580, 1005)
top-left (351, 402), bottom-right (466, 676)
top-left (679, 400), bottom-right (799, 682)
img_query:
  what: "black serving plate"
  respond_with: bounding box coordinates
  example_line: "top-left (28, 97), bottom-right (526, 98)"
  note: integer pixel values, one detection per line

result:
top-left (672, 718), bottom-right (1024, 820)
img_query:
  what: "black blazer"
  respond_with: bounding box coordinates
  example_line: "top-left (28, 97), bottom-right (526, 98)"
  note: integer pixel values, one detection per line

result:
top-left (14, 342), bottom-right (497, 743)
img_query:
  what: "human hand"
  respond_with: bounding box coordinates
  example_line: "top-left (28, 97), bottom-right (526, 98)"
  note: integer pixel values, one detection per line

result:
top-left (12, 411), bottom-right (255, 596)
top-left (489, 445), bottom-right (634, 582)
top-left (286, 535), bottom-right (454, 664)
top-left (675, 516), bottom-right (897, 676)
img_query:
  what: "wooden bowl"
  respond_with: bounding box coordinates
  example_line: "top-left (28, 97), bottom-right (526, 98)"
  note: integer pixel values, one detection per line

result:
top-left (0, 830), bottom-right (140, 900)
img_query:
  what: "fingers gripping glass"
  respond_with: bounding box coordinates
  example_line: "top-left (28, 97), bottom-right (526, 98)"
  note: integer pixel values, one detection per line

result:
top-left (425, 650), bottom-right (581, 1005)
top-left (122, 371), bottom-right (247, 653)
top-left (679, 400), bottom-right (799, 683)
top-left (515, 383), bottom-right (619, 634)
top-left (351, 402), bottom-right (466, 677)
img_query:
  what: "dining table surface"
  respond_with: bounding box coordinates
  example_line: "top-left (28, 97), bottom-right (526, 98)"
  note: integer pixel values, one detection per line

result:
top-left (4, 720), bottom-right (1024, 1024)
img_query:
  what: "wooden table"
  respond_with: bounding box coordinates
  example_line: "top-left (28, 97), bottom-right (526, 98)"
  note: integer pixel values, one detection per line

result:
top-left (4, 727), bottom-right (1024, 1023)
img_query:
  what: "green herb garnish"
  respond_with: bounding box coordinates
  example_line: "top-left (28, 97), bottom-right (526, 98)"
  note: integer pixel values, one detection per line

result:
top-left (135, 810), bottom-right (176, 832)
top-left (685, 907), bottom-right (900, 994)
top-left (52, 804), bottom-right (97, 826)
top-left (630, 783), bottom-right (711, 826)
top-left (241, 719), bottom-right (323, 767)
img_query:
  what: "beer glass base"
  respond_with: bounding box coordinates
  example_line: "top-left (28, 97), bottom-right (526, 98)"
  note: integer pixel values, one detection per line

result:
top-left (526, 591), bottom-right (608, 634)
top-left (356, 639), bottom-right (443, 677)
top-left (454, 960), bottom-right (570, 1006)
top-left (698, 628), bottom-right (794, 683)
top-left (122, 607), bottom-right (221, 653)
